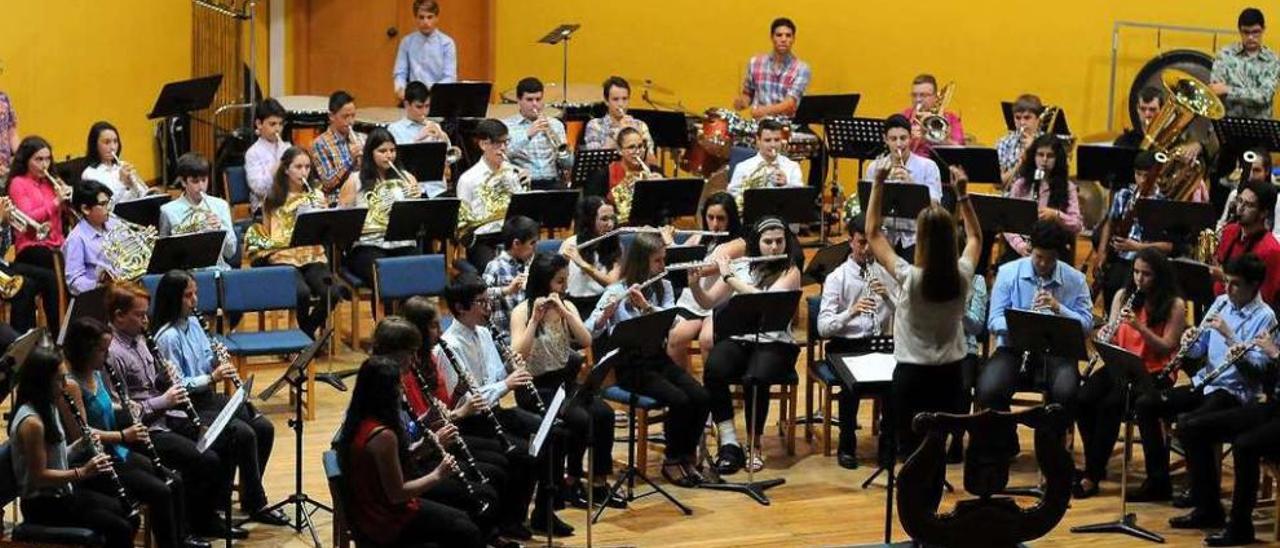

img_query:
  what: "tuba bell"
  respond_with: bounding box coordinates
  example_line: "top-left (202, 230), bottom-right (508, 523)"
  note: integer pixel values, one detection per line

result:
top-left (1141, 68), bottom-right (1225, 202)
top-left (916, 81), bottom-right (956, 144)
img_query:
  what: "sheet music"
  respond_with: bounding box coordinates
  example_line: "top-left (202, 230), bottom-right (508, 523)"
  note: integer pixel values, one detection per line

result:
top-left (840, 352), bottom-right (896, 384)
top-left (529, 386), bottom-right (566, 458)
top-left (197, 377), bottom-right (251, 453)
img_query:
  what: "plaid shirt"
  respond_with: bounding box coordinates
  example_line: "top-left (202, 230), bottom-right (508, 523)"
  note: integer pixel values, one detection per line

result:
top-left (741, 53), bottom-right (811, 107)
top-left (583, 115), bottom-right (654, 156)
top-left (310, 129), bottom-right (359, 196)
top-left (482, 249), bottom-right (528, 349)
top-left (1212, 43), bottom-right (1280, 119)
top-left (503, 114), bottom-right (571, 180)
top-left (0, 93), bottom-right (15, 169)
top-left (1107, 185), bottom-right (1166, 260)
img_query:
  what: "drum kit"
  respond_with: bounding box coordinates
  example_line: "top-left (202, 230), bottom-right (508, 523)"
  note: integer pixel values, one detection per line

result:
top-left (679, 108), bottom-right (821, 177)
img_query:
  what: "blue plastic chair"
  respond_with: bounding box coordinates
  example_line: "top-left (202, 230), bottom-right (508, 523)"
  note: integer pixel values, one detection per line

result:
top-left (0, 443), bottom-right (104, 546)
top-left (535, 238), bottom-right (563, 256)
top-left (601, 385), bottom-right (665, 473)
top-left (372, 254), bottom-right (447, 322)
top-left (726, 145), bottom-right (756, 180)
top-left (219, 266), bottom-right (316, 414)
top-left (141, 270), bottom-right (220, 316)
top-left (222, 165), bottom-right (251, 209)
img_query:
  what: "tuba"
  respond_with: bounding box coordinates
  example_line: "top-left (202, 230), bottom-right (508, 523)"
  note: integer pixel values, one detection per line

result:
top-left (916, 81), bottom-right (956, 144)
top-left (102, 214), bottom-right (159, 282)
top-left (1142, 68), bottom-right (1225, 202)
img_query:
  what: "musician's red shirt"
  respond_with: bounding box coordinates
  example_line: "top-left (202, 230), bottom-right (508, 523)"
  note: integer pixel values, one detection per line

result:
top-left (1214, 223), bottom-right (1280, 305)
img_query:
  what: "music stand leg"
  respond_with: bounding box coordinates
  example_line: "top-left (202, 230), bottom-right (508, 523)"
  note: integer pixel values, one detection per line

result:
top-left (261, 374), bottom-right (331, 547)
top-left (592, 376), bottom-right (691, 523)
top-left (694, 384), bottom-right (785, 505)
top-left (1071, 380), bottom-right (1164, 543)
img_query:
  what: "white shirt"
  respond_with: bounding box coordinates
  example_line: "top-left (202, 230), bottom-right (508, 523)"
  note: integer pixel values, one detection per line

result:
top-left (433, 320), bottom-right (510, 408)
top-left (457, 159), bottom-right (521, 236)
top-left (244, 136), bottom-right (290, 214)
top-left (889, 256), bottom-right (975, 365)
top-left (862, 153), bottom-right (942, 248)
top-left (727, 260), bottom-right (796, 345)
top-left (157, 193), bottom-right (237, 270)
top-left (727, 153), bottom-right (804, 199)
top-left (561, 235), bottom-right (610, 297)
top-left (817, 256), bottom-right (897, 339)
top-left (82, 162), bottom-right (147, 209)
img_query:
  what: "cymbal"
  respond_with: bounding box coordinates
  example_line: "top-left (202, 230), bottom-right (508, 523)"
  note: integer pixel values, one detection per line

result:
top-left (500, 82), bottom-right (602, 107)
top-left (620, 76), bottom-right (674, 95)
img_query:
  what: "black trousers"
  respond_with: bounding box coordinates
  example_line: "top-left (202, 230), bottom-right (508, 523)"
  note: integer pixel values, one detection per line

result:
top-left (83, 452), bottom-right (186, 548)
top-left (193, 390), bottom-right (274, 512)
top-left (1226, 404), bottom-right (1280, 530)
top-left (1134, 386), bottom-right (1238, 485)
top-left (615, 352), bottom-right (709, 460)
top-left (22, 489), bottom-right (137, 548)
top-left (886, 360), bottom-right (965, 462)
top-left (1177, 399), bottom-right (1272, 518)
top-left (704, 339), bottom-right (799, 438)
top-left (1075, 365), bottom-right (1161, 482)
top-left (419, 462), bottom-right (500, 538)
top-left (12, 246), bottom-right (61, 336)
top-left (151, 424), bottom-right (230, 530)
top-left (457, 407), bottom-right (545, 527)
top-left (361, 497), bottom-right (484, 548)
top-left (520, 360), bottom-right (616, 479)
top-left (291, 262), bottom-right (343, 338)
top-left (976, 347), bottom-right (1079, 415)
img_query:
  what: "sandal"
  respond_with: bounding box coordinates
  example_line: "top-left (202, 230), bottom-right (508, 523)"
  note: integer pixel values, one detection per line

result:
top-left (661, 460), bottom-right (699, 488)
top-left (679, 461), bottom-right (705, 485)
top-left (714, 444), bottom-right (745, 475)
top-left (745, 453), bottom-right (765, 474)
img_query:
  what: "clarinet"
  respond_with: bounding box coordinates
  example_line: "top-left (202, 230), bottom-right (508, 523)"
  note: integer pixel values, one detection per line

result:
top-left (101, 364), bottom-right (172, 479)
top-left (437, 340), bottom-right (514, 453)
top-left (400, 397), bottom-right (491, 515)
top-left (1080, 291), bottom-right (1140, 385)
top-left (60, 386), bottom-right (139, 518)
top-left (487, 313), bottom-right (548, 414)
top-left (406, 358), bottom-right (489, 483)
top-left (143, 334), bottom-right (204, 430)
top-left (1199, 320), bottom-right (1280, 388)
top-left (195, 313), bottom-right (262, 421)
top-left (1019, 277), bottom-right (1054, 374)
top-left (1156, 299), bottom-right (1227, 385)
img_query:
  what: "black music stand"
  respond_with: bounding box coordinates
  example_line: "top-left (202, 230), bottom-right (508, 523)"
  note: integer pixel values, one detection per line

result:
top-left (148, 75), bottom-right (224, 120)
top-left (397, 142), bottom-right (447, 182)
top-left (698, 289), bottom-right (800, 505)
top-left (801, 242), bottom-right (851, 286)
top-left (506, 190), bottom-right (580, 232)
top-left (536, 24), bottom-right (581, 105)
top-left (570, 149), bottom-right (619, 191)
top-left (429, 82), bottom-right (492, 119)
top-left (1007, 309), bottom-right (1088, 362)
top-left (572, 348), bottom-right (623, 543)
top-left (593, 307), bottom-right (692, 523)
top-left (1172, 258), bottom-right (1215, 320)
top-left (58, 287), bottom-right (110, 346)
top-left (1071, 341), bottom-right (1164, 544)
top-left (1134, 199), bottom-right (1215, 249)
top-left (384, 198), bottom-right (460, 255)
top-left (260, 328), bottom-right (334, 547)
top-left (971, 194), bottom-right (1037, 234)
top-left (1000, 101), bottom-right (1071, 136)
top-left (629, 178), bottom-right (703, 227)
top-left (743, 186), bottom-right (821, 227)
top-left (793, 94), bottom-right (860, 127)
top-left (147, 231), bottom-right (226, 274)
top-left (1077, 144), bottom-right (1138, 189)
top-left (824, 117), bottom-right (886, 243)
top-left (856, 181), bottom-right (931, 221)
top-left (113, 195), bottom-right (169, 227)
top-left (933, 146), bottom-right (1002, 184)
top-left (1213, 116), bottom-right (1280, 153)
top-left (628, 108), bottom-right (691, 150)
top-left (291, 207), bottom-right (367, 389)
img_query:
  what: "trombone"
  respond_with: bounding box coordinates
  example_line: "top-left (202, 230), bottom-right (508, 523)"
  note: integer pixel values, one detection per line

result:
top-left (42, 167), bottom-right (73, 201)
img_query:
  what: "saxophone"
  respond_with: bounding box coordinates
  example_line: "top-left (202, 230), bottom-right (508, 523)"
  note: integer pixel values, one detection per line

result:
top-left (611, 161), bottom-right (656, 225)
top-left (244, 188), bottom-right (326, 262)
top-left (102, 214), bottom-right (159, 282)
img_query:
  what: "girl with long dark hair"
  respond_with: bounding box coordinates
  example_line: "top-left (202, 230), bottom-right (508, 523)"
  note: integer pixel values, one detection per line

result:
top-left (668, 191), bottom-right (744, 368)
top-left (338, 127), bottom-right (421, 293)
top-left (1002, 134), bottom-right (1082, 257)
top-left (560, 195), bottom-right (622, 298)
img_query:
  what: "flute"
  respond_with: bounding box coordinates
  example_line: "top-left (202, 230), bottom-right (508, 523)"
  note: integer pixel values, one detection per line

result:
top-left (663, 254), bottom-right (790, 272)
top-left (400, 397), bottom-right (491, 515)
top-left (599, 270), bottom-right (670, 310)
top-left (437, 340), bottom-right (515, 454)
top-left (61, 386), bottom-right (139, 518)
top-left (577, 226), bottom-right (732, 251)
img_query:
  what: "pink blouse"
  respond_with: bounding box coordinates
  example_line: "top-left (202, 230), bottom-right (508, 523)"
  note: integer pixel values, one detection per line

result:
top-left (9, 174), bottom-right (65, 253)
top-left (1003, 176), bottom-right (1081, 256)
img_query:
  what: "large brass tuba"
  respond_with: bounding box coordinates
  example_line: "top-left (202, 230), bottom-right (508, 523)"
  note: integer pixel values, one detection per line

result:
top-left (1141, 68), bottom-right (1225, 202)
top-left (102, 215), bottom-right (159, 281)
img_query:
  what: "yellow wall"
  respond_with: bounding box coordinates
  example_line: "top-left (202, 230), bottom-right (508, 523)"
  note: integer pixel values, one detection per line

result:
top-left (495, 0), bottom-right (1273, 146)
top-left (0, 1), bottom-right (193, 181)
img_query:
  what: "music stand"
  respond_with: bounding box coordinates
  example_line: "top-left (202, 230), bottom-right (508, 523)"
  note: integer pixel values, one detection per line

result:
top-left (824, 117), bottom-right (886, 243)
top-left (536, 24), bottom-right (582, 105)
top-left (971, 194), bottom-right (1038, 235)
top-left (802, 242), bottom-right (851, 286)
top-left (1134, 199), bottom-right (1215, 247)
top-left (1006, 309), bottom-right (1088, 362)
top-left (0, 328), bottom-right (46, 406)
top-left (1000, 102), bottom-right (1071, 136)
top-left (147, 231), bottom-right (226, 274)
top-left (113, 195), bottom-right (169, 227)
top-left (856, 181), bottom-right (931, 221)
top-left (397, 142), bottom-right (447, 182)
top-left (628, 108), bottom-right (691, 150)
top-left (933, 146), bottom-right (1002, 184)
top-left (793, 94), bottom-right (861, 127)
top-left (571, 348), bottom-right (627, 544)
top-left (428, 82), bottom-right (492, 119)
top-left (742, 186), bottom-right (821, 227)
top-left (628, 178), bottom-right (703, 227)
top-left (1171, 258), bottom-right (1215, 319)
top-left (384, 198), bottom-right (461, 254)
top-left (699, 289), bottom-right (800, 505)
top-left (58, 287), bottom-right (109, 346)
top-left (1071, 341), bottom-right (1164, 543)
top-left (570, 149), bottom-right (619, 190)
top-left (291, 208), bottom-right (367, 388)
top-left (148, 75), bottom-right (223, 120)
top-left (1076, 144), bottom-right (1138, 189)
top-left (506, 190), bottom-right (580, 232)
top-left (593, 307), bottom-right (693, 522)
top-left (1213, 116), bottom-right (1280, 153)
top-left (260, 328), bottom-right (334, 547)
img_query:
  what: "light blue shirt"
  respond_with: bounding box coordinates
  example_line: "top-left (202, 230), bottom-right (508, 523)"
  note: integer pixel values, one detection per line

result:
top-left (393, 30), bottom-right (457, 90)
top-left (1187, 294), bottom-right (1275, 404)
top-left (437, 321), bottom-right (509, 408)
top-left (987, 257), bottom-right (1093, 348)
top-left (503, 114), bottom-right (571, 181)
top-left (586, 279), bottom-right (676, 338)
top-left (155, 317), bottom-right (218, 392)
top-left (157, 194), bottom-right (236, 271)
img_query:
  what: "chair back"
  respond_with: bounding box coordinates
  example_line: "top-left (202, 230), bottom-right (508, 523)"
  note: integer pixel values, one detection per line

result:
top-left (727, 145), bottom-right (756, 179)
top-left (323, 449), bottom-right (353, 548)
top-left (141, 270), bottom-right (221, 316)
top-left (373, 255), bottom-right (447, 302)
top-left (223, 166), bottom-right (251, 208)
top-left (220, 266), bottom-right (299, 314)
top-left (535, 239), bottom-right (563, 256)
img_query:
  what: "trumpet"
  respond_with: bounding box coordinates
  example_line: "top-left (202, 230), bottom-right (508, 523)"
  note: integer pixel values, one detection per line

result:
top-left (43, 167), bottom-right (73, 201)
top-left (110, 150), bottom-right (148, 194)
top-left (436, 340), bottom-right (515, 454)
top-left (534, 107), bottom-right (570, 157)
top-left (61, 384), bottom-right (139, 518)
top-left (0, 196), bottom-right (51, 240)
top-left (663, 254), bottom-right (790, 272)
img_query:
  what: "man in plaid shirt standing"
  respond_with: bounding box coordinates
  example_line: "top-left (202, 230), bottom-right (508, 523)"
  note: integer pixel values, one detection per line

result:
top-left (733, 17), bottom-right (821, 187)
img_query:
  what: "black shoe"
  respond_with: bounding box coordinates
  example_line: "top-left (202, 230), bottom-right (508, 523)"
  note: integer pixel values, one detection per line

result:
top-left (500, 523), bottom-right (533, 541)
top-left (714, 444), bottom-right (745, 475)
top-left (248, 507), bottom-right (290, 526)
top-left (564, 480), bottom-right (590, 509)
top-left (661, 460), bottom-right (699, 488)
top-left (1205, 523), bottom-right (1257, 546)
top-left (183, 537), bottom-right (212, 548)
top-left (837, 452), bottom-right (859, 470)
top-left (1125, 479), bottom-right (1172, 503)
top-left (593, 485), bottom-right (627, 509)
top-left (196, 520), bottom-right (250, 540)
top-left (1168, 510), bottom-right (1226, 530)
top-left (1071, 478), bottom-right (1100, 499)
top-left (490, 538), bottom-right (522, 548)
top-left (529, 511), bottom-right (575, 537)
top-left (1172, 488), bottom-right (1193, 509)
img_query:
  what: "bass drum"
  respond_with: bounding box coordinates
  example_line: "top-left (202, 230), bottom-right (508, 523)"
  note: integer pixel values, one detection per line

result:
top-left (1126, 49), bottom-right (1214, 131)
top-left (1077, 179), bottom-right (1109, 234)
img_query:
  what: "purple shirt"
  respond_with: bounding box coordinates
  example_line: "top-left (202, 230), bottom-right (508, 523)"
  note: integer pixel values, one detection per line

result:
top-left (62, 218), bottom-right (113, 296)
top-left (107, 328), bottom-right (182, 431)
